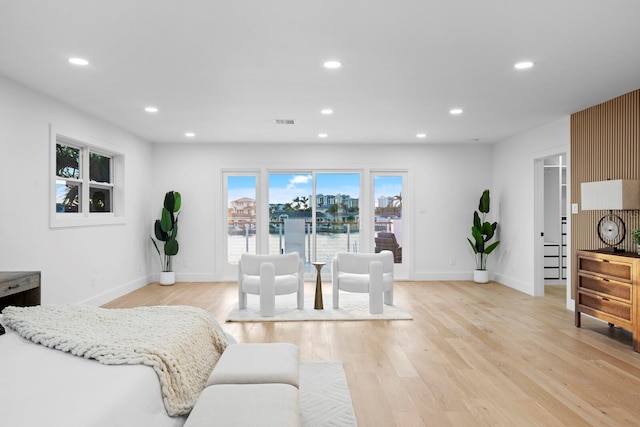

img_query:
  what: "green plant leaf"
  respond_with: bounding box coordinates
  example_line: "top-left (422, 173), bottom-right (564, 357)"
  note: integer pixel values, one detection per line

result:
top-left (482, 222), bottom-right (497, 241)
top-left (160, 208), bottom-right (173, 232)
top-left (473, 211), bottom-right (481, 229)
top-left (154, 220), bottom-right (168, 241)
top-left (164, 238), bottom-right (179, 256)
top-left (471, 227), bottom-right (485, 252)
top-left (485, 241), bottom-right (501, 254)
top-left (467, 238), bottom-right (478, 254)
top-left (173, 192), bottom-right (181, 212)
top-left (171, 218), bottom-right (179, 240)
top-left (479, 189), bottom-right (490, 213)
top-left (164, 191), bottom-right (175, 212)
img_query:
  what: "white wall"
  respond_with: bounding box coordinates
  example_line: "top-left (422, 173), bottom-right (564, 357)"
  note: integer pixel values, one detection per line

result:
top-left (1, 70), bottom-right (572, 303)
top-left (491, 117), bottom-right (570, 296)
top-left (150, 142), bottom-right (494, 281)
top-left (0, 75), bottom-right (153, 305)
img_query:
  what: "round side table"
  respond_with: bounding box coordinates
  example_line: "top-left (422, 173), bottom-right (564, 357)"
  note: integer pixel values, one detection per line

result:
top-left (312, 262), bottom-right (326, 310)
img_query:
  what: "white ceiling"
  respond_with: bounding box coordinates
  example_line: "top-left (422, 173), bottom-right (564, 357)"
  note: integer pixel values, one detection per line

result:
top-left (1, 1), bottom-right (639, 145)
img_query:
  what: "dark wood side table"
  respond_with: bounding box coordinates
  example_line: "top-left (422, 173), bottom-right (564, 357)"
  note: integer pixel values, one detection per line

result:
top-left (312, 262), bottom-right (325, 310)
top-left (0, 272), bottom-right (41, 311)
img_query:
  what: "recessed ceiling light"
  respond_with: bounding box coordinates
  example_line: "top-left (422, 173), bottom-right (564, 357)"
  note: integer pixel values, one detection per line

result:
top-left (323, 60), bottom-right (342, 69)
top-left (416, 133), bottom-right (427, 138)
top-left (185, 132), bottom-right (195, 137)
top-left (321, 108), bottom-right (334, 115)
top-left (450, 108), bottom-right (463, 115)
top-left (318, 133), bottom-right (328, 138)
top-left (514, 61), bottom-right (534, 70)
top-left (68, 57), bottom-right (89, 66)
top-left (144, 106), bottom-right (158, 113)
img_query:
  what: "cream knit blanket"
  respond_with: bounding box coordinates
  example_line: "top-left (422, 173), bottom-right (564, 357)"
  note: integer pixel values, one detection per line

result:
top-left (2, 304), bottom-right (228, 416)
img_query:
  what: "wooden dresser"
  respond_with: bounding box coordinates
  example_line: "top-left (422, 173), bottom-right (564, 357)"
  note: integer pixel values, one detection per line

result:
top-left (575, 250), bottom-right (640, 352)
top-left (0, 271), bottom-right (41, 311)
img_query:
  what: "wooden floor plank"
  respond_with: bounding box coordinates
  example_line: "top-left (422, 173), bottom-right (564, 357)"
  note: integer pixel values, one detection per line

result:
top-left (103, 280), bottom-right (640, 426)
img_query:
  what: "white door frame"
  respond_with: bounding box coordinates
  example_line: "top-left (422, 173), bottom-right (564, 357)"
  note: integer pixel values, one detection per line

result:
top-left (533, 147), bottom-right (570, 300)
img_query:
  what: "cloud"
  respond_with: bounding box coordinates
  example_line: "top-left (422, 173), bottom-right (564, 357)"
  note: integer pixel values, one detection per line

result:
top-left (286, 174), bottom-right (312, 190)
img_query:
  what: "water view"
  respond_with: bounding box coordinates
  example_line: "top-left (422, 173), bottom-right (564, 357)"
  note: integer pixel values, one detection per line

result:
top-left (228, 232), bottom-right (360, 275)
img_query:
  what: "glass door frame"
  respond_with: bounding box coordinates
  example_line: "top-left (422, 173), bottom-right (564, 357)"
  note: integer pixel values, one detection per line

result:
top-left (221, 170), bottom-right (261, 279)
top-left (371, 170), bottom-right (409, 278)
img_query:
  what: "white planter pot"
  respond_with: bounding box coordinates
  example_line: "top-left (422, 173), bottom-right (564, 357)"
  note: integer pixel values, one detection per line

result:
top-left (473, 269), bottom-right (489, 284)
top-left (159, 271), bottom-right (175, 286)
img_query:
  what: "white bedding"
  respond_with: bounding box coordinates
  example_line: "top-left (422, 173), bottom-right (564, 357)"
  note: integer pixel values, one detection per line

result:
top-left (0, 312), bottom-right (236, 427)
top-left (0, 316), bottom-right (186, 427)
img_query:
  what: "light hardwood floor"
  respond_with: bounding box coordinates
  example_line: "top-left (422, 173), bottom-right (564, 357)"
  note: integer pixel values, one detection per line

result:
top-left (104, 281), bottom-right (640, 426)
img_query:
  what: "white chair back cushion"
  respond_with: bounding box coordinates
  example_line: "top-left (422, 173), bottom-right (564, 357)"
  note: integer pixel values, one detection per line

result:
top-left (240, 253), bottom-right (300, 276)
top-left (335, 251), bottom-right (393, 274)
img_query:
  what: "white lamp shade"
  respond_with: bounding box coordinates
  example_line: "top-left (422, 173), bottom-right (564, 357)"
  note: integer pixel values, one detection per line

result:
top-left (581, 179), bottom-right (640, 210)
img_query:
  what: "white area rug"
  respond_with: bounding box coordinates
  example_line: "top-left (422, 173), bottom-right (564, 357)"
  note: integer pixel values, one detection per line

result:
top-left (300, 362), bottom-right (357, 427)
top-left (226, 292), bottom-right (412, 322)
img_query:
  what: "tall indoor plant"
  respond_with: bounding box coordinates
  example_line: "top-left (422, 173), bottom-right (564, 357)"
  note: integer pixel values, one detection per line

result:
top-left (467, 189), bottom-right (500, 283)
top-left (151, 191), bottom-right (181, 285)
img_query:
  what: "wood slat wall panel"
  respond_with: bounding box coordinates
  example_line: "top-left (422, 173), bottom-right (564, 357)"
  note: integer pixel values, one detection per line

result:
top-left (571, 89), bottom-right (640, 296)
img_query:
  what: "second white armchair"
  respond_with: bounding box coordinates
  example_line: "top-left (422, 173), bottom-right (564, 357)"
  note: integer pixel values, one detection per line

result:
top-left (332, 251), bottom-right (394, 314)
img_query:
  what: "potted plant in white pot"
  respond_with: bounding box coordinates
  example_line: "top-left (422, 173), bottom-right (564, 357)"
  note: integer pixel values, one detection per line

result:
top-left (632, 229), bottom-right (640, 255)
top-left (151, 191), bottom-right (181, 285)
top-left (467, 189), bottom-right (500, 283)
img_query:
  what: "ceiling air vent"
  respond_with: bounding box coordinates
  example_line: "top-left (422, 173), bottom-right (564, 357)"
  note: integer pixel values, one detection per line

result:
top-left (274, 119), bottom-right (295, 125)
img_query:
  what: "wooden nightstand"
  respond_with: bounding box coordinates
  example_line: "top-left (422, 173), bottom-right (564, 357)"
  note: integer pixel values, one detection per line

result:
top-left (575, 250), bottom-right (639, 352)
top-left (0, 272), bottom-right (41, 311)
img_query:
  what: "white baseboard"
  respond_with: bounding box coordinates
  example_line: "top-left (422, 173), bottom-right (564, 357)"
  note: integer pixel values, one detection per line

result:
top-left (411, 271), bottom-right (475, 281)
top-left (493, 272), bottom-right (533, 296)
top-left (78, 275), bottom-right (150, 306)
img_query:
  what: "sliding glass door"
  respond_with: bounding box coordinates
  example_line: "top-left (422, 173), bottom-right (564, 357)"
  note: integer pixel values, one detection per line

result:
top-left (223, 169), bottom-right (406, 279)
top-left (373, 174), bottom-right (405, 267)
top-left (267, 172), bottom-right (360, 275)
top-left (314, 173), bottom-right (360, 265)
top-left (225, 174), bottom-right (257, 263)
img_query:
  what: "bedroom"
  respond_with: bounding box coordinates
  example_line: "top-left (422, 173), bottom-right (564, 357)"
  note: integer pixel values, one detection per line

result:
top-left (2, 1), bottom-right (640, 426)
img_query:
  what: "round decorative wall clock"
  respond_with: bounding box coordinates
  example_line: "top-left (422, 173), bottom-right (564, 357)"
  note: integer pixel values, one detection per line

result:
top-left (597, 213), bottom-right (625, 249)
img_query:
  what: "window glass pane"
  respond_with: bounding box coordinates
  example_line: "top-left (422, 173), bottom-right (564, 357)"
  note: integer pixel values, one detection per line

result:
top-left (90, 152), bottom-right (111, 183)
top-left (374, 176), bottom-right (403, 263)
top-left (89, 186), bottom-right (112, 212)
top-left (268, 173), bottom-right (312, 261)
top-left (227, 175), bottom-right (257, 262)
top-left (56, 180), bottom-right (81, 213)
top-left (56, 144), bottom-right (80, 179)
top-left (315, 173), bottom-right (360, 265)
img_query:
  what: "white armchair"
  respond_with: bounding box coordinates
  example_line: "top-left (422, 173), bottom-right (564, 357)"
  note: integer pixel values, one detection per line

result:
top-left (238, 253), bottom-right (304, 317)
top-left (331, 251), bottom-right (394, 314)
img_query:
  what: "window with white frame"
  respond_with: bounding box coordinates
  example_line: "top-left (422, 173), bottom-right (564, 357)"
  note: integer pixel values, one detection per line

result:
top-left (50, 126), bottom-right (125, 227)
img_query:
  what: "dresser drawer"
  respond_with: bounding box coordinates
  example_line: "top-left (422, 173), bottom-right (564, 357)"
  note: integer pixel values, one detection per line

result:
top-left (578, 274), bottom-right (632, 302)
top-left (578, 291), bottom-right (632, 323)
top-left (578, 257), bottom-right (632, 282)
top-left (0, 274), bottom-right (40, 298)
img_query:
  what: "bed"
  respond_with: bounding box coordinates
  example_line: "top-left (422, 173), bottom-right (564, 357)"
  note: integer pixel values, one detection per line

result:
top-left (0, 305), bottom-right (233, 427)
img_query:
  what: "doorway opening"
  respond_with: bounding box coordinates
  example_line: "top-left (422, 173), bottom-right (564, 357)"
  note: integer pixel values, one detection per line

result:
top-left (534, 153), bottom-right (568, 297)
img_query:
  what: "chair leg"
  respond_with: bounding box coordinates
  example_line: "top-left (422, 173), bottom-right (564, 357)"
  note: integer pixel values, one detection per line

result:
top-left (369, 261), bottom-right (383, 314)
top-left (384, 288), bottom-right (393, 306)
top-left (239, 289), bottom-right (247, 310)
top-left (260, 263), bottom-right (276, 317)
